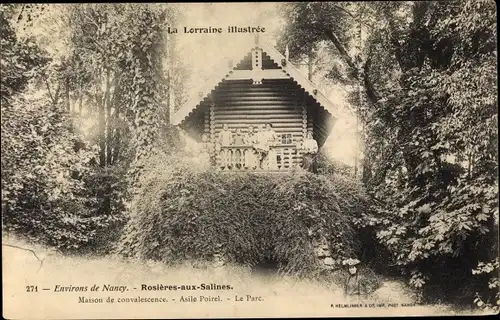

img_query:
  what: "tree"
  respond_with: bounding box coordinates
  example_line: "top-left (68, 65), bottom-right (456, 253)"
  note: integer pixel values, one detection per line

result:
top-left (276, 2), bottom-right (394, 177)
top-left (279, 0), bottom-right (498, 307)
top-left (363, 0), bottom-right (497, 306)
top-left (1, 5), bottom-right (122, 251)
top-left (0, 5), bottom-right (50, 105)
top-left (1, 3), bottom-right (179, 251)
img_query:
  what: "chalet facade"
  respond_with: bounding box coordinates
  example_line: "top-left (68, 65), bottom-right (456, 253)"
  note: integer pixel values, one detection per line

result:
top-left (171, 40), bottom-right (340, 172)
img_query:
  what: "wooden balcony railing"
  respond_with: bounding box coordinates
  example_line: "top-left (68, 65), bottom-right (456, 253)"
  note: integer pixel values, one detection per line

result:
top-left (215, 144), bottom-right (301, 171)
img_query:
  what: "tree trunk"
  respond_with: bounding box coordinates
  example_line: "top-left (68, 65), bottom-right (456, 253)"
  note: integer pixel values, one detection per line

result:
top-left (97, 70), bottom-right (106, 167)
top-left (362, 154), bottom-right (372, 184)
top-left (77, 81), bottom-right (84, 115)
top-left (113, 129), bottom-right (121, 164)
top-left (65, 76), bottom-right (71, 112)
top-left (323, 28), bottom-right (378, 105)
top-left (105, 72), bottom-right (114, 166)
top-left (46, 81), bottom-right (61, 107)
top-left (79, 91), bottom-right (83, 115)
top-left (111, 75), bottom-right (123, 165)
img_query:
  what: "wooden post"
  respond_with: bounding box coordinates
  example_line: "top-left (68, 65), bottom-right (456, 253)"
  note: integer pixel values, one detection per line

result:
top-left (302, 91), bottom-right (308, 139)
top-left (204, 110), bottom-right (210, 137)
top-left (300, 91), bottom-right (308, 169)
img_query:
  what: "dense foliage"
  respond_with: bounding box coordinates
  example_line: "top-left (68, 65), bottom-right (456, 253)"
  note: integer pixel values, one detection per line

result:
top-left (117, 151), bottom-right (366, 277)
top-left (279, 0), bottom-right (498, 308)
top-left (0, 7), bottom-right (49, 105)
top-left (1, 4), bottom-right (179, 252)
top-left (362, 1), bottom-right (498, 308)
top-left (2, 95), bottom-right (109, 250)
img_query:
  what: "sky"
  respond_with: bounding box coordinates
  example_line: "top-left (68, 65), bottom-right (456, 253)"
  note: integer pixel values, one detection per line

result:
top-left (172, 3), bottom-right (283, 86)
top-left (20, 3), bottom-right (358, 166)
top-left (173, 3), bottom-right (358, 166)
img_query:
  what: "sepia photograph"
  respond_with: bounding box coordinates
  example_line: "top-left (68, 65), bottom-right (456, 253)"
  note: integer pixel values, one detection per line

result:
top-left (1, 1), bottom-right (498, 318)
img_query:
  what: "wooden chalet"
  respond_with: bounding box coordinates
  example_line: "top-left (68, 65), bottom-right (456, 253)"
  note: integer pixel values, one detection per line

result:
top-left (171, 39), bottom-right (340, 172)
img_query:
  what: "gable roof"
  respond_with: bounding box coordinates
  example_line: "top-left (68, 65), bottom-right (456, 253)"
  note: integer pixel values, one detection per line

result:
top-left (170, 41), bottom-right (341, 126)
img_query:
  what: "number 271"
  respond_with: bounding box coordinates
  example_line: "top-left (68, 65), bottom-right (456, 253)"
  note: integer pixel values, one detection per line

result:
top-left (26, 285), bottom-right (38, 292)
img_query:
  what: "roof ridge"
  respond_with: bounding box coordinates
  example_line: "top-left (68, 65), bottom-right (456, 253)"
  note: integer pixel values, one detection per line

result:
top-left (171, 41), bottom-right (340, 125)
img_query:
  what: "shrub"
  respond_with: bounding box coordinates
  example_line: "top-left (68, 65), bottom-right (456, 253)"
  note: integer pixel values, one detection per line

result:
top-left (80, 165), bottom-right (128, 255)
top-left (1, 95), bottom-right (125, 252)
top-left (116, 151), bottom-right (365, 277)
top-left (359, 178), bottom-right (499, 305)
top-left (472, 258), bottom-right (500, 313)
top-left (317, 169), bottom-right (394, 274)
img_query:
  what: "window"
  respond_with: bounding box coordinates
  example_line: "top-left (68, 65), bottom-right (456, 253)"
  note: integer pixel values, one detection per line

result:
top-left (281, 133), bottom-right (293, 145)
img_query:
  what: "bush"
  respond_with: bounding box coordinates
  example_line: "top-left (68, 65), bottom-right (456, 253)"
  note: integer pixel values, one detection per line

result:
top-left (358, 178), bottom-right (499, 305)
top-left (116, 151), bottom-right (365, 277)
top-left (472, 258), bottom-right (500, 313)
top-left (316, 168), bottom-right (394, 274)
top-left (80, 165), bottom-right (128, 254)
top-left (1, 95), bottom-right (125, 253)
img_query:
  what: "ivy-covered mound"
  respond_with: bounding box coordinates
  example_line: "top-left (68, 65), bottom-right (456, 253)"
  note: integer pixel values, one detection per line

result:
top-left (117, 158), bottom-right (365, 277)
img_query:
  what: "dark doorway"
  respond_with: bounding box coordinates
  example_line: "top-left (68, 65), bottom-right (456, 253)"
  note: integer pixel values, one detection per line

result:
top-left (252, 256), bottom-right (280, 277)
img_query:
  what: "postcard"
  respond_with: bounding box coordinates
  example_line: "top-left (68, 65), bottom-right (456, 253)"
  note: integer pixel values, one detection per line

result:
top-left (2, 2), bottom-right (498, 318)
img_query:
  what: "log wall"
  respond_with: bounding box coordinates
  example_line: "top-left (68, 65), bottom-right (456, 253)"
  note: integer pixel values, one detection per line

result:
top-left (211, 79), bottom-right (305, 167)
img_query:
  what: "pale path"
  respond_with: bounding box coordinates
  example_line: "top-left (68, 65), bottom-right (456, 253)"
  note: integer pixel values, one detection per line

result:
top-left (2, 235), bottom-right (481, 318)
